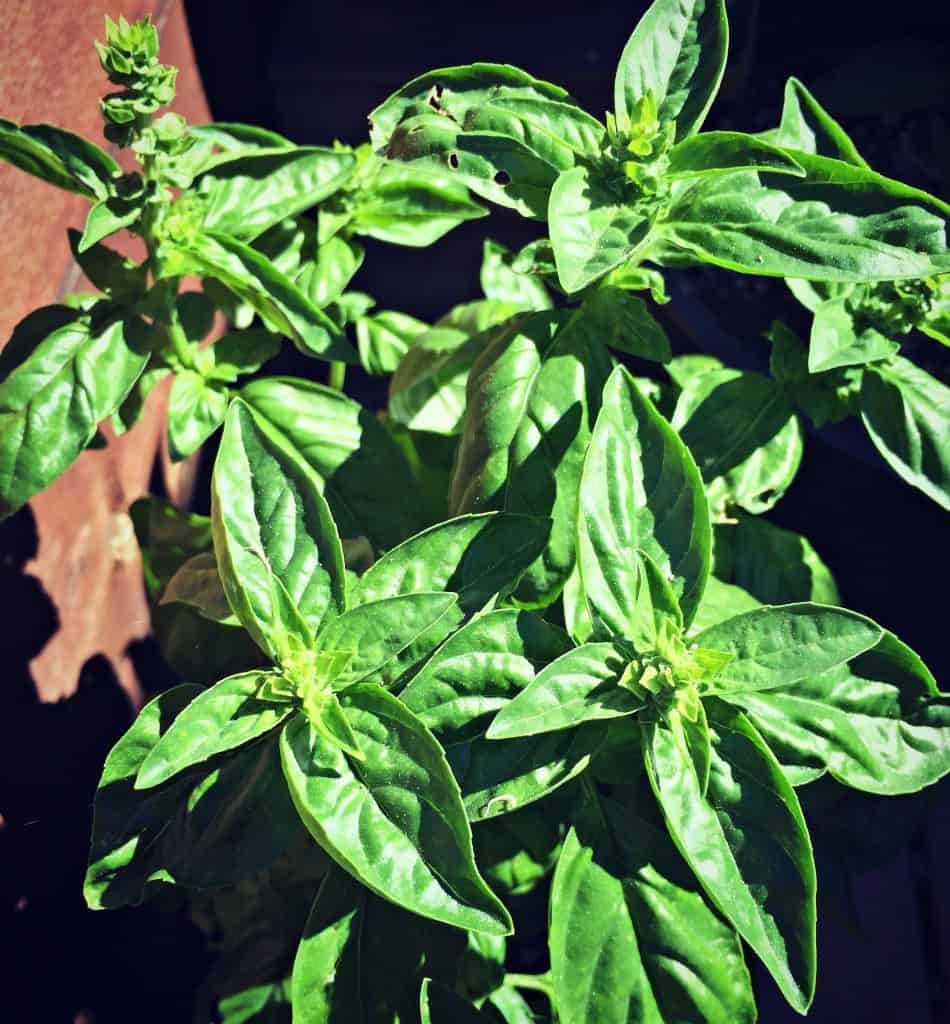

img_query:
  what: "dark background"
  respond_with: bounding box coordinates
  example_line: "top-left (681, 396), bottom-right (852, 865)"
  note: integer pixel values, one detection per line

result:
top-left (3, 1), bottom-right (950, 1020)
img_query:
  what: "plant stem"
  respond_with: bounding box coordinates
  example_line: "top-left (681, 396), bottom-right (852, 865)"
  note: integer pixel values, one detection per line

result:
top-left (164, 281), bottom-right (195, 369)
top-left (328, 360), bottom-right (346, 392)
top-left (505, 972), bottom-right (555, 1001)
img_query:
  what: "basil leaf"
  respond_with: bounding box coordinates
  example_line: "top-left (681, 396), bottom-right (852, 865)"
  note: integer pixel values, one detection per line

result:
top-left (389, 307), bottom-right (519, 435)
top-left (420, 980), bottom-right (488, 1024)
top-left (203, 329), bottom-right (282, 383)
top-left (727, 517), bottom-right (840, 605)
top-left (550, 815), bottom-right (755, 1024)
top-left (450, 312), bottom-right (612, 606)
top-left (168, 370), bottom-right (229, 461)
top-left (242, 376), bottom-right (424, 550)
top-left (474, 804), bottom-right (564, 896)
top-left (667, 131), bottom-right (804, 179)
top-left (401, 608), bottom-right (572, 745)
top-left (315, 592), bottom-right (459, 691)
top-left (194, 147), bottom-right (356, 242)
top-left (689, 576), bottom-right (761, 634)
top-left (573, 287), bottom-right (672, 363)
top-left (860, 355), bottom-right (950, 510)
top-left (299, 235), bottom-right (364, 308)
top-left (212, 399), bottom-right (346, 662)
top-left (694, 603), bottom-right (883, 695)
top-left (450, 725), bottom-right (605, 821)
top-left (549, 164), bottom-right (651, 294)
top-left (355, 512), bottom-right (550, 615)
top-left (134, 670), bottom-right (294, 788)
top-left (280, 688), bottom-right (512, 935)
top-left (292, 866), bottom-right (431, 1023)
top-left (78, 195), bottom-right (142, 251)
top-left (661, 163), bottom-right (950, 281)
top-left (577, 365), bottom-right (710, 637)
top-left (762, 77), bottom-right (868, 167)
top-left (614, 0), bottom-right (728, 142)
top-left (729, 632), bottom-right (950, 794)
top-left (671, 368), bottom-right (803, 514)
top-left (168, 231), bottom-right (355, 362)
top-left (85, 687), bottom-right (300, 908)
top-left (356, 310), bottom-right (427, 376)
top-left (643, 701), bottom-right (816, 1012)
top-left (130, 495), bottom-right (213, 597)
top-left (487, 643), bottom-right (638, 740)
top-left (0, 119), bottom-right (119, 197)
top-left (0, 305), bottom-right (151, 518)
top-left (385, 114), bottom-right (559, 219)
top-left (808, 297), bottom-right (898, 372)
top-left (480, 239), bottom-right (553, 311)
top-left (67, 229), bottom-right (147, 300)
top-left (349, 162), bottom-right (487, 246)
top-left (160, 552), bottom-right (236, 624)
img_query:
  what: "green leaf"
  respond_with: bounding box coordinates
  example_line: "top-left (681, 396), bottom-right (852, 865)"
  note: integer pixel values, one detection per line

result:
top-left (694, 603), bottom-right (883, 694)
top-left (577, 365), bottom-right (710, 637)
top-left (550, 811), bottom-right (755, 1024)
top-left (241, 376), bottom-right (424, 550)
top-left (0, 119), bottom-right (119, 197)
top-left (860, 355), bottom-right (950, 509)
top-left (67, 229), bottom-right (147, 300)
top-left (354, 512), bottom-right (550, 615)
top-left (549, 164), bottom-right (651, 294)
top-left (356, 310), bottom-right (427, 376)
top-left (661, 161), bottom-right (950, 281)
top-left (168, 371), bottom-right (229, 461)
top-left (280, 688), bottom-right (512, 935)
top-left (726, 517), bottom-right (840, 605)
top-left (136, 670), bottom-right (294, 788)
top-left (671, 368), bottom-right (803, 514)
top-left (160, 551), bottom-right (236, 623)
top-left (480, 239), bottom-right (553, 310)
top-left (808, 297), bottom-right (898, 372)
top-left (762, 77), bottom-right (868, 167)
top-left (85, 686), bottom-right (301, 908)
top-left (474, 804), bottom-right (564, 896)
top-left (129, 495), bottom-right (212, 598)
top-left (0, 305), bottom-right (151, 518)
top-left (449, 311), bottom-right (612, 606)
top-left (314, 592), bottom-right (459, 691)
top-left (212, 399), bottom-right (346, 663)
top-left (614, 0), bottom-right (728, 142)
top-left (420, 979), bottom-right (489, 1024)
top-left (194, 147), bottom-right (356, 241)
top-left (689, 577), bottom-right (761, 634)
top-left (349, 161), bottom-right (487, 246)
top-left (168, 231), bottom-right (355, 362)
top-left (401, 608), bottom-right (572, 745)
top-left (202, 329), bottom-right (282, 384)
top-left (667, 131), bottom-right (804, 178)
top-left (299, 235), bottom-right (365, 309)
top-left (385, 115), bottom-right (559, 219)
top-left (573, 287), bottom-right (672, 362)
top-left (643, 700), bottom-right (816, 1012)
top-left (450, 726), bottom-right (605, 821)
top-left (292, 866), bottom-right (431, 1024)
top-left (389, 306), bottom-right (519, 435)
top-left (487, 643), bottom-right (638, 740)
top-left (78, 195), bottom-right (142, 251)
top-left (730, 632), bottom-right (950, 794)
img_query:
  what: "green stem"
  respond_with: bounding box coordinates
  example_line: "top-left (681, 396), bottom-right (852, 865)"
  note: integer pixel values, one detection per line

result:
top-left (164, 281), bottom-right (195, 369)
top-left (506, 972), bottom-right (555, 1001)
top-left (328, 360), bottom-right (346, 392)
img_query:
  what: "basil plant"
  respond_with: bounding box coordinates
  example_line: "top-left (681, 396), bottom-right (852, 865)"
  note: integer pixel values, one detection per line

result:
top-left (1, 5), bottom-right (948, 1022)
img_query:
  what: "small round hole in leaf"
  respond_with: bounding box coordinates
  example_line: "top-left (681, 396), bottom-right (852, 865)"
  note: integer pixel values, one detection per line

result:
top-left (494, 169), bottom-right (511, 186)
top-left (448, 152), bottom-right (460, 169)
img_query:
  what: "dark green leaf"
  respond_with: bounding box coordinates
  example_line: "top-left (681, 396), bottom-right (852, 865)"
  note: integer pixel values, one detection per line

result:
top-left (808, 297), bottom-right (898, 372)
top-left (728, 632), bottom-right (950, 794)
top-left (0, 119), bottom-right (118, 197)
top-left (78, 195), bottom-right (142, 251)
top-left (667, 131), bottom-right (804, 178)
top-left (212, 399), bottom-right (346, 663)
top-left (357, 310), bottom-right (427, 377)
top-left (167, 370), bottom-right (229, 461)
top-left (401, 608), bottom-right (572, 745)
top-left (577, 365), bottom-right (710, 636)
top-left (280, 689), bottom-right (512, 935)
top-left (242, 376), bottom-right (424, 549)
top-left (860, 355), bottom-right (950, 509)
top-left (643, 701), bottom-right (816, 1012)
top-left (761, 77), bottom-right (868, 167)
top-left (695, 603), bottom-right (883, 694)
top-left (573, 287), bottom-right (671, 362)
top-left (614, 0), bottom-right (728, 142)
top-left (480, 239), bottom-right (553, 310)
